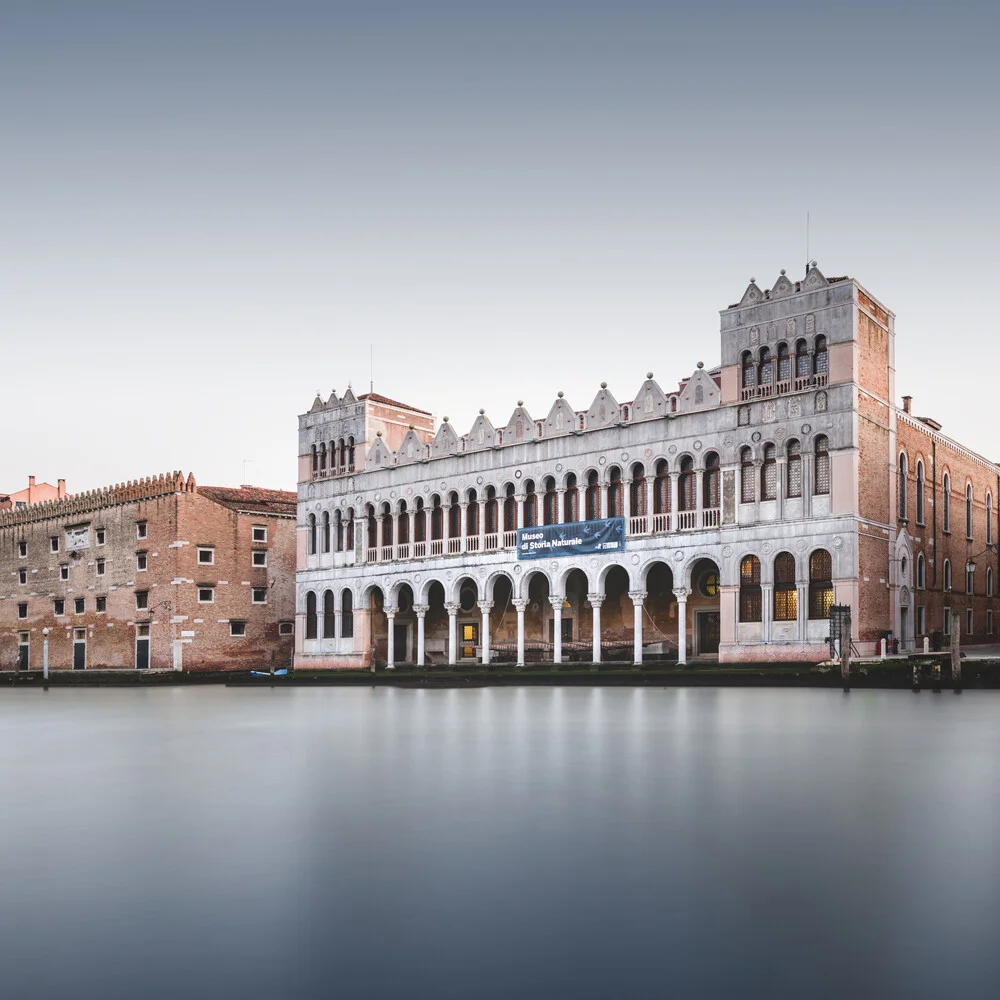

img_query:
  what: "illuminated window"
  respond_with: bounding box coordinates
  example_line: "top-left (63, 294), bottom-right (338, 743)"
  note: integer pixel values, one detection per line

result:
top-left (739, 556), bottom-right (761, 623)
top-left (808, 549), bottom-right (833, 619)
top-left (774, 552), bottom-right (798, 621)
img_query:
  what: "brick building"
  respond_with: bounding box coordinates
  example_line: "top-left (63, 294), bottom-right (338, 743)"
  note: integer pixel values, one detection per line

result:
top-left (295, 265), bottom-right (999, 667)
top-left (1, 472), bottom-right (297, 672)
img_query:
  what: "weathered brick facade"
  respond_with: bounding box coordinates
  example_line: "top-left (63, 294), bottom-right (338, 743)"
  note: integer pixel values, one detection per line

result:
top-left (1, 473), bottom-right (297, 671)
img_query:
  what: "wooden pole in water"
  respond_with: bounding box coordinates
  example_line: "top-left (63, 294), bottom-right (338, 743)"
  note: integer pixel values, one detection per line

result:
top-left (951, 619), bottom-right (962, 693)
top-left (841, 629), bottom-right (851, 692)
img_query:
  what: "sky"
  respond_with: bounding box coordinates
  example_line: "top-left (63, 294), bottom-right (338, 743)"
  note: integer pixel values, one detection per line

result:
top-left (2, 1), bottom-right (998, 493)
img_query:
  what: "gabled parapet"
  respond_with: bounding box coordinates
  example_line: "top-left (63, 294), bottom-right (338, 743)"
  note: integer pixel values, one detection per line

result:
top-left (396, 427), bottom-right (429, 464)
top-left (675, 364), bottom-right (721, 412)
top-left (586, 383), bottom-right (621, 429)
top-left (630, 373), bottom-right (668, 422)
top-left (366, 433), bottom-right (395, 468)
top-left (466, 411), bottom-right (496, 451)
top-left (430, 417), bottom-right (460, 457)
top-left (543, 393), bottom-right (578, 436)
top-left (503, 402), bottom-right (537, 444)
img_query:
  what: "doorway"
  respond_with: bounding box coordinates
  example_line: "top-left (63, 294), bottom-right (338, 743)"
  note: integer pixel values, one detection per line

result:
top-left (697, 612), bottom-right (721, 655)
top-left (393, 621), bottom-right (409, 663)
top-left (135, 624), bottom-right (150, 669)
top-left (460, 622), bottom-right (479, 659)
top-left (18, 632), bottom-right (29, 671)
top-left (73, 628), bottom-right (87, 670)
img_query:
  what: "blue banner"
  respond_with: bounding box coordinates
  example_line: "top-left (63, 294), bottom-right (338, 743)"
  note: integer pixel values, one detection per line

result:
top-left (516, 517), bottom-right (625, 560)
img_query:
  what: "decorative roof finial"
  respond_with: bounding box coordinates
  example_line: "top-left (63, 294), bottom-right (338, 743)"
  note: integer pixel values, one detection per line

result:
top-left (600, 381), bottom-right (608, 389)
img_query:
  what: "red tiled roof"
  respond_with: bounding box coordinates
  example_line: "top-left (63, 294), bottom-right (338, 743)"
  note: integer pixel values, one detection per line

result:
top-left (358, 392), bottom-right (432, 416)
top-left (199, 485), bottom-right (297, 516)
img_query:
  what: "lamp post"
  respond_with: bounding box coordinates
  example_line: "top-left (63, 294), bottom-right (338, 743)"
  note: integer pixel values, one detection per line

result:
top-left (42, 627), bottom-right (50, 680)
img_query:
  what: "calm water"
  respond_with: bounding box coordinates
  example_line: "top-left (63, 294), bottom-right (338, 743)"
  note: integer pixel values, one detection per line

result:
top-left (1, 686), bottom-right (999, 999)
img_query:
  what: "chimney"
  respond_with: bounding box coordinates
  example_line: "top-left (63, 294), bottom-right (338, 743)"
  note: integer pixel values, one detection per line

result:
top-left (27, 475), bottom-right (35, 501)
top-left (57, 478), bottom-right (66, 498)
top-left (28, 475), bottom-right (35, 487)
top-left (902, 395), bottom-right (912, 414)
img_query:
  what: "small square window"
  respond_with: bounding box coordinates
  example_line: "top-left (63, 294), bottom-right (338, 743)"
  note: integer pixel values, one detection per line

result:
top-left (18, 568), bottom-right (27, 585)
top-left (50, 536), bottom-right (59, 553)
top-left (136, 522), bottom-right (147, 540)
top-left (278, 621), bottom-right (294, 636)
top-left (230, 620), bottom-right (247, 637)
top-left (60, 564), bottom-right (69, 581)
top-left (135, 591), bottom-right (148, 611)
top-left (252, 550), bottom-right (267, 568)
top-left (198, 586), bottom-right (214, 604)
top-left (252, 587), bottom-right (268, 604)
top-left (74, 597), bottom-right (85, 615)
top-left (96, 529), bottom-right (106, 546)
top-left (18, 541), bottom-right (27, 557)
top-left (17, 602), bottom-right (28, 620)
top-left (136, 552), bottom-right (147, 572)
top-left (197, 548), bottom-right (215, 565)
top-left (54, 599), bottom-right (65, 616)
top-left (96, 596), bottom-right (107, 613)
top-left (96, 558), bottom-right (105, 576)
top-left (252, 526), bottom-right (267, 543)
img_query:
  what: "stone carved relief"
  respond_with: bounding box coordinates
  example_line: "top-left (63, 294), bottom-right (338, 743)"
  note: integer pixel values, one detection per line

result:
top-left (815, 391), bottom-right (828, 412)
top-left (749, 326), bottom-right (760, 347)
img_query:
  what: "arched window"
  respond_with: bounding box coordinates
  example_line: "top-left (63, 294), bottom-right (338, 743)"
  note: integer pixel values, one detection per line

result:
top-left (966, 483), bottom-right (973, 539)
top-left (774, 552), bottom-right (798, 621)
top-left (795, 339), bottom-right (811, 379)
top-left (563, 475), bottom-right (578, 523)
top-left (814, 335), bottom-right (828, 378)
top-left (654, 461), bottom-right (670, 514)
top-left (585, 471), bottom-right (600, 521)
top-left (319, 442), bottom-right (327, 473)
top-left (347, 437), bottom-right (356, 469)
top-left (607, 468), bottom-right (623, 518)
top-left (486, 487), bottom-right (499, 534)
top-left (366, 506), bottom-right (377, 551)
top-left (397, 502), bottom-right (409, 544)
top-left (334, 510), bottom-right (343, 551)
top-left (323, 590), bottom-right (335, 638)
top-left (341, 590), bottom-right (354, 638)
top-left (814, 436), bottom-right (830, 495)
top-left (503, 485), bottom-right (517, 532)
top-left (740, 447), bottom-right (755, 503)
top-left (988, 492), bottom-right (994, 545)
top-left (739, 555), bottom-right (762, 623)
top-left (703, 452), bottom-right (720, 509)
top-left (808, 549), bottom-right (833, 619)
top-left (305, 591), bottom-right (317, 640)
top-left (988, 567), bottom-right (994, 598)
top-left (966, 561), bottom-right (975, 595)
top-left (345, 509), bottom-right (355, 550)
top-left (311, 444), bottom-right (318, 475)
top-left (467, 490), bottom-right (479, 535)
top-left (308, 513), bottom-right (317, 555)
top-left (542, 478), bottom-right (557, 525)
top-left (943, 473), bottom-right (951, 532)
top-left (338, 439), bottom-right (346, 472)
top-left (761, 444), bottom-right (777, 501)
top-left (322, 510), bottom-right (330, 552)
top-left (786, 440), bottom-right (802, 498)
top-left (917, 552), bottom-right (926, 589)
top-left (777, 343), bottom-right (791, 385)
top-left (898, 453), bottom-right (908, 520)
top-left (523, 481), bottom-right (537, 527)
top-left (758, 347), bottom-right (773, 387)
top-left (330, 440), bottom-right (338, 470)
top-left (381, 503), bottom-right (393, 546)
top-left (448, 492), bottom-right (461, 537)
top-left (943, 558), bottom-right (952, 592)
top-left (741, 351), bottom-right (756, 389)
top-left (916, 460), bottom-right (925, 524)
top-left (678, 457), bottom-right (696, 511)
top-left (629, 464), bottom-right (646, 517)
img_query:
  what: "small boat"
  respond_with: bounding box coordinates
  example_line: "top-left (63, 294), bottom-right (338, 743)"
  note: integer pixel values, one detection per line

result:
top-left (251, 668), bottom-right (289, 677)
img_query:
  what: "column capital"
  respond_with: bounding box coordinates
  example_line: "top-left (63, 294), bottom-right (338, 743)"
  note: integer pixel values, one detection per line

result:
top-left (628, 590), bottom-right (647, 605)
top-left (385, 608), bottom-right (397, 619)
top-left (549, 596), bottom-right (565, 611)
top-left (587, 594), bottom-right (605, 608)
top-left (674, 587), bottom-right (691, 601)
top-left (459, 501), bottom-right (469, 510)
top-left (413, 604), bottom-right (429, 617)
top-left (444, 602), bottom-right (460, 615)
top-left (512, 598), bottom-right (529, 612)
top-left (477, 601), bottom-right (494, 613)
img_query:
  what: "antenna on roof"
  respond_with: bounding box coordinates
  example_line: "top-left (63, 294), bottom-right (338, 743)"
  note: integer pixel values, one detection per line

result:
top-left (370, 344), bottom-right (374, 395)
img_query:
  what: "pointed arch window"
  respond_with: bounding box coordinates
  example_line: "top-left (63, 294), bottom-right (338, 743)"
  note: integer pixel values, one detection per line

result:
top-left (585, 472), bottom-right (600, 521)
top-left (774, 552), bottom-right (798, 621)
top-left (916, 552), bottom-right (926, 589)
top-left (678, 457), bottom-right (696, 511)
top-left (943, 558), bottom-right (952, 592)
top-left (741, 351), bottom-right (756, 389)
top-left (345, 509), bottom-right (355, 550)
top-left (523, 481), bottom-right (537, 528)
top-left (740, 447), bottom-right (755, 503)
top-left (758, 347), bottom-right (773, 387)
top-left (988, 492), bottom-right (994, 545)
top-left (761, 444), bottom-right (777, 501)
top-left (564, 475), bottom-right (579, 523)
top-left (323, 590), bottom-right (335, 638)
top-left (307, 513), bottom-right (317, 555)
top-left (786, 440), bottom-right (802, 498)
top-left (335, 510), bottom-right (344, 551)
top-left (322, 510), bottom-right (331, 553)
top-left (654, 461), bottom-right (670, 514)
top-left (305, 591), bottom-right (317, 640)
top-left (629, 465), bottom-right (646, 517)
top-left (703, 453), bottom-right (720, 509)
top-left (739, 555), bottom-right (762, 623)
top-left (898, 453), bottom-right (908, 520)
top-left (607, 468), bottom-right (623, 518)
top-left (777, 343), bottom-right (791, 384)
top-left (795, 339), bottom-right (811, 379)
top-left (814, 436), bottom-right (830, 495)
top-left (966, 483), bottom-right (973, 539)
top-left (808, 549), bottom-right (834, 619)
top-left (542, 478), bottom-right (558, 526)
top-left (943, 473), bottom-right (951, 532)
top-left (814, 335), bottom-right (828, 378)
top-left (916, 460), bottom-right (925, 524)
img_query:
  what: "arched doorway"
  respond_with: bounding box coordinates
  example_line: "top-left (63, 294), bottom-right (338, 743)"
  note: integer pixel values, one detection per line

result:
top-left (689, 558), bottom-right (721, 657)
top-left (642, 561), bottom-right (676, 661)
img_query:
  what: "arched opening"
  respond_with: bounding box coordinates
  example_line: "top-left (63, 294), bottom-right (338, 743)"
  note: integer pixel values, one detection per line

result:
top-left (486, 574), bottom-right (516, 661)
top-left (654, 460), bottom-right (670, 523)
top-left (345, 508), bottom-right (355, 551)
top-left (323, 589), bottom-right (336, 638)
top-left (600, 565), bottom-right (632, 662)
top-left (629, 463), bottom-right (646, 518)
top-left (808, 550), bottom-right (833, 619)
top-left (773, 552), bottom-right (797, 621)
top-left (898, 453), bottom-right (908, 520)
top-left (741, 350), bottom-right (756, 389)
top-left (758, 347), bottom-right (773, 389)
top-left (456, 578), bottom-right (480, 660)
top-left (503, 484), bottom-right (517, 535)
top-left (917, 552), bottom-right (926, 589)
top-left (365, 505), bottom-right (377, 557)
top-left (307, 513), bottom-right (317, 555)
top-left (448, 492), bottom-right (460, 542)
top-left (485, 486), bottom-right (499, 539)
top-left (542, 477), bottom-right (557, 526)
top-left (585, 471), bottom-right (600, 521)
top-left (561, 568), bottom-right (590, 658)
top-left (466, 489), bottom-right (479, 539)
top-left (398, 501), bottom-right (409, 546)
top-left (341, 590), bottom-right (354, 639)
top-left (431, 495), bottom-right (443, 546)
top-left (739, 555), bottom-right (762, 623)
top-left (702, 452), bottom-right (720, 512)
top-left (814, 335), bottom-right (828, 380)
top-left (689, 558), bottom-right (721, 656)
top-left (966, 483), bottom-right (973, 539)
top-left (761, 444), bottom-right (777, 501)
top-left (318, 442), bottom-right (327, 474)
top-left (740, 447), bottom-right (755, 503)
top-left (392, 583), bottom-right (415, 663)
top-left (643, 561), bottom-right (676, 661)
top-left (607, 467), bottom-right (623, 518)
top-left (367, 586), bottom-right (386, 664)
top-left (564, 473), bottom-right (579, 523)
top-left (380, 502), bottom-right (393, 552)
top-left (415, 498), bottom-right (427, 547)
top-left (777, 342), bottom-right (791, 386)
top-left (814, 436), bottom-right (830, 495)
top-left (523, 480), bottom-right (537, 528)
top-left (678, 457), bottom-right (695, 512)
top-left (786, 440), bottom-right (802, 499)
top-left (305, 591), bottom-right (317, 640)
top-left (334, 510), bottom-right (343, 551)
top-left (524, 571), bottom-right (551, 661)
top-left (944, 558), bottom-right (953, 592)
top-left (943, 473), bottom-right (952, 532)
top-left (916, 460), bottom-right (925, 523)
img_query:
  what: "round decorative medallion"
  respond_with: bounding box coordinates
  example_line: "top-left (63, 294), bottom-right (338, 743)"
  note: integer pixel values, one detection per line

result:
top-left (795, 538), bottom-right (807, 551)
top-left (723, 435), bottom-right (734, 447)
top-left (340, 498), bottom-right (345, 507)
top-left (621, 453), bottom-right (629, 462)
top-left (599, 456), bottom-right (607, 465)
top-left (834, 536), bottom-right (844, 548)
top-left (550, 562), bottom-right (559, 573)
top-left (775, 428), bottom-right (786, 440)
top-left (513, 564), bottom-right (522, 575)
top-left (762, 541), bottom-right (772, 553)
top-left (555, 463), bottom-right (563, 473)
top-left (590, 558), bottom-right (599, 569)
top-left (445, 571), bottom-right (453, 581)
top-left (390, 491), bottom-right (396, 499)
top-left (476, 476), bottom-right (483, 485)
top-left (514, 469), bottom-right (522, 479)
top-left (751, 431), bottom-right (762, 443)
top-left (423, 485), bottom-right (430, 493)
top-left (801, 423), bottom-right (812, 435)
top-left (405, 487), bottom-right (413, 497)
top-left (668, 445), bottom-right (677, 455)
top-left (440, 482), bottom-right (447, 490)
top-left (722, 545), bottom-right (733, 558)
top-left (631, 555), bottom-right (640, 565)
top-left (674, 550), bottom-right (684, 561)
top-left (374, 493), bottom-right (381, 501)
top-left (356, 495), bottom-right (363, 504)
top-left (693, 440), bottom-right (703, 451)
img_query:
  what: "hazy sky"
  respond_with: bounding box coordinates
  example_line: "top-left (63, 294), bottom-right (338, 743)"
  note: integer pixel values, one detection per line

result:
top-left (3, 2), bottom-right (998, 492)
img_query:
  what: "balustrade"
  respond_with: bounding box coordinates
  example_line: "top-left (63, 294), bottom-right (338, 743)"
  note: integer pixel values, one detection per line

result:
top-left (652, 512), bottom-right (671, 533)
top-left (467, 536), bottom-right (480, 553)
top-left (502, 530), bottom-right (517, 549)
top-left (430, 539), bottom-right (444, 556)
top-left (380, 544), bottom-right (394, 562)
top-left (702, 507), bottom-right (721, 528)
top-left (397, 542), bottom-right (410, 560)
top-left (628, 515), bottom-right (648, 536)
top-left (484, 533), bottom-right (499, 552)
top-left (447, 537), bottom-right (462, 555)
top-left (677, 510), bottom-right (698, 531)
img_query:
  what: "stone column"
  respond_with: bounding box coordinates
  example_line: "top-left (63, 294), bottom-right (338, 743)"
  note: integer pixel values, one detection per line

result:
top-left (630, 590), bottom-right (646, 664)
top-left (460, 503), bottom-right (469, 552)
top-left (761, 584), bottom-right (773, 644)
top-left (556, 489), bottom-right (566, 524)
top-left (445, 603), bottom-right (459, 665)
top-left (386, 609), bottom-right (396, 669)
top-left (551, 598), bottom-right (563, 664)
top-left (391, 512), bottom-right (399, 556)
top-left (478, 499), bottom-right (486, 548)
top-left (600, 482), bottom-right (608, 520)
top-left (644, 476), bottom-right (654, 528)
top-left (334, 609), bottom-right (342, 643)
top-left (516, 494), bottom-right (525, 530)
top-left (589, 594), bottom-right (604, 663)
top-left (513, 598), bottom-right (528, 667)
top-left (376, 515), bottom-right (384, 555)
top-left (414, 604), bottom-right (428, 666)
top-left (675, 587), bottom-right (690, 664)
top-left (479, 601), bottom-right (493, 665)
top-left (797, 584), bottom-right (808, 642)
top-left (671, 474), bottom-right (680, 527)
top-left (408, 509), bottom-right (415, 552)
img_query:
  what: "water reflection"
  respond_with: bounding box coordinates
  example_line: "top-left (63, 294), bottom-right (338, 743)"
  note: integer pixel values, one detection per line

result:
top-left (1, 687), bottom-right (998, 999)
